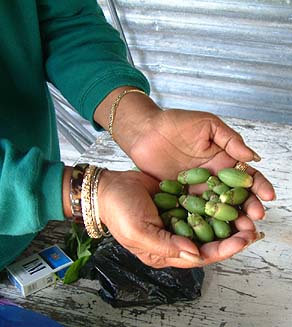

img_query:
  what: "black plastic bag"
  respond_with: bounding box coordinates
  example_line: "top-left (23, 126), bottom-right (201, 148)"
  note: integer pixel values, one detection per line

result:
top-left (80, 237), bottom-right (204, 307)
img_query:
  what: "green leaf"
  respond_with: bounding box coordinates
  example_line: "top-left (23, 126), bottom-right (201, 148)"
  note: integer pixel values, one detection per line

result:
top-left (63, 255), bottom-right (91, 284)
top-left (71, 221), bottom-right (83, 240)
top-left (77, 236), bottom-right (92, 258)
top-left (63, 222), bottom-right (103, 284)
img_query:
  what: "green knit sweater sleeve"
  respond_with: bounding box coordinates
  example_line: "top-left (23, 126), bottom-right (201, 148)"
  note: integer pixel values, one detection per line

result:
top-left (0, 139), bottom-right (65, 236)
top-left (37, 0), bottom-right (150, 128)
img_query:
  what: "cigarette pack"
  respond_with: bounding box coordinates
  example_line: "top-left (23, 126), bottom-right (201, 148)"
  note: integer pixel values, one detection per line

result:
top-left (6, 245), bottom-right (73, 297)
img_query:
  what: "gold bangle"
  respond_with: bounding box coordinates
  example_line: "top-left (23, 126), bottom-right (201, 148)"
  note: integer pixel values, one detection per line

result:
top-left (108, 89), bottom-right (146, 139)
top-left (91, 168), bottom-right (111, 237)
top-left (81, 165), bottom-right (102, 239)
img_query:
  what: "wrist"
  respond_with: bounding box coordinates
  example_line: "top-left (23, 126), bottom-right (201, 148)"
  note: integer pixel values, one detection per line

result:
top-left (64, 163), bottom-right (120, 237)
top-left (93, 86), bottom-right (161, 155)
top-left (96, 169), bottom-right (120, 224)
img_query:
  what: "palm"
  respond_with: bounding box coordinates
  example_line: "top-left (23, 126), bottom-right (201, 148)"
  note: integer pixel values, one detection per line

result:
top-left (130, 109), bottom-right (247, 180)
top-left (98, 170), bottom-right (199, 267)
top-left (98, 170), bottom-right (261, 268)
top-left (129, 108), bottom-right (274, 221)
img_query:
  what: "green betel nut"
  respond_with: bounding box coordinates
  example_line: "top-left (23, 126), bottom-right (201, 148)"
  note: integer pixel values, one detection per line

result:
top-left (208, 218), bottom-right (231, 239)
top-left (153, 193), bottom-right (179, 210)
top-left (165, 208), bottom-right (188, 220)
top-left (205, 201), bottom-right (238, 221)
top-left (160, 212), bottom-right (172, 227)
top-left (207, 176), bottom-right (221, 189)
top-left (187, 213), bottom-right (214, 242)
top-left (220, 187), bottom-right (249, 205)
top-left (218, 168), bottom-right (253, 188)
top-left (160, 208), bottom-right (188, 226)
top-left (159, 180), bottom-right (184, 195)
top-left (212, 183), bottom-right (230, 195)
top-left (179, 195), bottom-right (206, 215)
top-left (170, 217), bottom-right (194, 239)
top-left (201, 190), bottom-right (220, 202)
top-left (177, 168), bottom-right (211, 185)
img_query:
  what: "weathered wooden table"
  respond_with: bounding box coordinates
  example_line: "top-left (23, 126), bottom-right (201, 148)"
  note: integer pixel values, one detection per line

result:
top-left (0, 116), bottom-right (291, 327)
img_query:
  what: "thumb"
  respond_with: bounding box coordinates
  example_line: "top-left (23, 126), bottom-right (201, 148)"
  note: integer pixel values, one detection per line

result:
top-left (137, 223), bottom-right (203, 265)
top-left (213, 122), bottom-right (261, 162)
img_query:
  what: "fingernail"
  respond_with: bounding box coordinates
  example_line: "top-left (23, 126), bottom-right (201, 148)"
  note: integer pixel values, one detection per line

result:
top-left (179, 251), bottom-right (204, 264)
top-left (242, 231), bottom-right (265, 250)
top-left (253, 152), bottom-right (261, 162)
top-left (242, 240), bottom-right (252, 250)
top-left (255, 231), bottom-right (265, 241)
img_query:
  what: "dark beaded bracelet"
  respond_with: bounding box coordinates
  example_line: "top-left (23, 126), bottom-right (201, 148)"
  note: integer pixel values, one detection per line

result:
top-left (69, 163), bottom-right (88, 221)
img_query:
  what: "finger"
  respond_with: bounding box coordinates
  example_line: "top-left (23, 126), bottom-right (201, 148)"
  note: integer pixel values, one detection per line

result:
top-left (212, 121), bottom-right (259, 163)
top-left (241, 193), bottom-right (265, 220)
top-left (201, 150), bottom-right (236, 174)
top-left (129, 224), bottom-right (203, 265)
top-left (134, 251), bottom-right (204, 269)
top-left (233, 214), bottom-right (256, 232)
top-left (246, 168), bottom-right (276, 201)
top-left (199, 230), bottom-right (263, 265)
top-left (135, 230), bottom-right (263, 268)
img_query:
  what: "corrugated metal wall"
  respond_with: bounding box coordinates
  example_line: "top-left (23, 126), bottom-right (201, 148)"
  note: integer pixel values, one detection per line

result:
top-left (99, 0), bottom-right (292, 124)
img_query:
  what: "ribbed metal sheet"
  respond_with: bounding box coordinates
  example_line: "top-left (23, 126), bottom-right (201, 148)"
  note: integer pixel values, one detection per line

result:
top-left (99, 0), bottom-right (292, 124)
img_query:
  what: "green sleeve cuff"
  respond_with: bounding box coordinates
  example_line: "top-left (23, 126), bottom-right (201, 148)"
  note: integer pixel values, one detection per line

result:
top-left (40, 161), bottom-right (66, 223)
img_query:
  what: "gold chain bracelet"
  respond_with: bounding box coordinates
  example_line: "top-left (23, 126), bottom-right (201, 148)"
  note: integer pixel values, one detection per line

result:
top-left (108, 89), bottom-right (146, 139)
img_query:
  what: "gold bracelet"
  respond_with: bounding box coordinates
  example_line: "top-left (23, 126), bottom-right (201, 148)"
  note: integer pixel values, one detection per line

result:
top-left (108, 89), bottom-right (146, 139)
top-left (234, 161), bottom-right (249, 172)
top-left (91, 168), bottom-right (111, 237)
top-left (81, 165), bottom-right (102, 239)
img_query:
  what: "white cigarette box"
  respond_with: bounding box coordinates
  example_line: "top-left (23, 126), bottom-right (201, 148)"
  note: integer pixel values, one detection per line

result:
top-left (6, 245), bottom-right (73, 297)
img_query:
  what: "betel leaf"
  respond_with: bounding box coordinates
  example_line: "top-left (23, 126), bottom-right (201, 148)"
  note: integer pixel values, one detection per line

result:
top-left (77, 237), bottom-right (92, 258)
top-left (64, 222), bottom-right (84, 261)
top-left (63, 222), bottom-right (94, 284)
top-left (63, 222), bottom-right (104, 284)
top-left (63, 255), bottom-right (91, 284)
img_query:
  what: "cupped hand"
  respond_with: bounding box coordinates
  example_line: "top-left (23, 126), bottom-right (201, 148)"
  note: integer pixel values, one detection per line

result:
top-left (97, 169), bottom-right (263, 269)
top-left (129, 109), bottom-right (275, 221)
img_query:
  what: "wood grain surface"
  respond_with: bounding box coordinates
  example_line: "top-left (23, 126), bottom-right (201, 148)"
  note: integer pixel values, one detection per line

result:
top-left (0, 116), bottom-right (291, 327)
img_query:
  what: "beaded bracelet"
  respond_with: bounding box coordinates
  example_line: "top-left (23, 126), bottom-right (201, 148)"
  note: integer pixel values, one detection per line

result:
top-left (108, 89), bottom-right (146, 139)
top-left (70, 164), bottom-right (88, 221)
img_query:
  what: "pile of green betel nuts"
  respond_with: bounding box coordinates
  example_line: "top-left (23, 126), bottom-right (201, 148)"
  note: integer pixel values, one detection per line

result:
top-left (153, 168), bottom-right (253, 244)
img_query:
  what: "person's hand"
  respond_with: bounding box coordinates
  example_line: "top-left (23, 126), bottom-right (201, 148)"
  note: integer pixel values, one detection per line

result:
top-left (97, 169), bottom-right (264, 268)
top-left (93, 88), bottom-right (275, 245)
top-left (128, 109), bottom-right (275, 222)
top-left (94, 87), bottom-right (275, 221)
